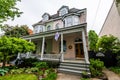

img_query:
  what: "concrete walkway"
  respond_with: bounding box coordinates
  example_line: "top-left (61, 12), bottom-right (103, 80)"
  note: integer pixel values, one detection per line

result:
top-left (57, 73), bottom-right (81, 80)
top-left (57, 69), bottom-right (120, 80)
top-left (103, 69), bottom-right (120, 80)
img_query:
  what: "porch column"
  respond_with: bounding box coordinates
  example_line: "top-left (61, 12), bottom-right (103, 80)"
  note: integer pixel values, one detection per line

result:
top-left (61, 33), bottom-right (64, 61)
top-left (41, 36), bottom-right (45, 60)
top-left (82, 30), bottom-right (89, 63)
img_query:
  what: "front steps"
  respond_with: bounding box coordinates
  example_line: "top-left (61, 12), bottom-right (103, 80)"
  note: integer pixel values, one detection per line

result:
top-left (58, 61), bottom-right (91, 76)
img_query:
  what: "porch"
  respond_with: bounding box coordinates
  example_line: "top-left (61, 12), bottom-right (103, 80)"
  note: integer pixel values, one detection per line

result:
top-left (22, 23), bottom-right (89, 63)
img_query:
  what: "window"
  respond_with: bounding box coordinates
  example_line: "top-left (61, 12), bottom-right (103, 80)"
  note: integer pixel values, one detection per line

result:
top-left (42, 13), bottom-right (49, 21)
top-left (74, 16), bottom-right (80, 25)
top-left (59, 8), bottom-right (68, 16)
top-left (59, 40), bottom-right (67, 52)
top-left (47, 25), bottom-right (51, 31)
top-left (55, 23), bottom-right (60, 29)
top-left (64, 17), bottom-right (73, 27)
top-left (39, 26), bottom-right (43, 32)
top-left (34, 26), bottom-right (39, 33)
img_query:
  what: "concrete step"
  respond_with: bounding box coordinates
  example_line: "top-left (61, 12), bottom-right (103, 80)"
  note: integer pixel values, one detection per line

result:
top-left (59, 65), bottom-right (90, 71)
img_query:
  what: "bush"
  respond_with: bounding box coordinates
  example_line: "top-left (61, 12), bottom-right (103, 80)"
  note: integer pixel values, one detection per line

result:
top-left (15, 58), bottom-right (39, 68)
top-left (33, 62), bottom-right (48, 69)
top-left (42, 72), bottom-right (57, 80)
top-left (10, 68), bottom-right (25, 74)
top-left (0, 68), bottom-right (9, 76)
top-left (45, 60), bottom-right (60, 68)
top-left (90, 59), bottom-right (104, 77)
top-left (25, 67), bottom-right (39, 73)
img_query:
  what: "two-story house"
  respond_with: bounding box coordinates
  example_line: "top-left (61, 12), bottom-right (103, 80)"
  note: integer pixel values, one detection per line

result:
top-left (23, 6), bottom-right (89, 64)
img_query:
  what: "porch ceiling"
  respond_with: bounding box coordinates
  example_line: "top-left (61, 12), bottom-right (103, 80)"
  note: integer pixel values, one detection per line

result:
top-left (22, 23), bottom-right (87, 40)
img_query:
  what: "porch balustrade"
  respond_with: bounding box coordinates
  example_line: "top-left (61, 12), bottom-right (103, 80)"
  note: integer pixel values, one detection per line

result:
top-left (43, 54), bottom-right (61, 60)
top-left (17, 53), bottom-right (61, 61)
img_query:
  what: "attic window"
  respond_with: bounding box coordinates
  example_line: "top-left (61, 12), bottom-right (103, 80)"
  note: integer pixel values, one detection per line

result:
top-left (42, 13), bottom-right (49, 21)
top-left (59, 8), bottom-right (68, 16)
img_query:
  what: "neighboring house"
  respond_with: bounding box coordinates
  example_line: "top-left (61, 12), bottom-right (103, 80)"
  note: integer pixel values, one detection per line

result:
top-left (22, 6), bottom-right (90, 75)
top-left (99, 0), bottom-right (120, 39)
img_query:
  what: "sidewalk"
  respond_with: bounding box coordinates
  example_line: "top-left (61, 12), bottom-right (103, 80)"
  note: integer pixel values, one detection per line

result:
top-left (57, 69), bottom-right (120, 80)
top-left (57, 73), bottom-right (81, 80)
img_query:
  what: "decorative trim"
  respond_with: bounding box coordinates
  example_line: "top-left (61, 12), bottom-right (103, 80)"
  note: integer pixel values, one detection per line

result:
top-left (68, 45), bottom-right (72, 49)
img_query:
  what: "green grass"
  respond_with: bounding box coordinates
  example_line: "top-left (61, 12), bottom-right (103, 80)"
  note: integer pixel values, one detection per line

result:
top-left (0, 74), bottom-right (37, 80)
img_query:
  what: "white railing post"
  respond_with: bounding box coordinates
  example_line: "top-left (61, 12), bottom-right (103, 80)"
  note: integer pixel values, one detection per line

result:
top-left (41, 36), bottom-right (45, 60)
top-left (82, 29), bottom-right (89, 63)
top-left (61, 33), bottom-right (64, 61)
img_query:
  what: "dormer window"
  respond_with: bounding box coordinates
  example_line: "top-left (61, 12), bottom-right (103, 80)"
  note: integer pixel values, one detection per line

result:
top-left (59, 6), bottom-right (68, 16)
top-left (42, 13), bottom-right (49, 21)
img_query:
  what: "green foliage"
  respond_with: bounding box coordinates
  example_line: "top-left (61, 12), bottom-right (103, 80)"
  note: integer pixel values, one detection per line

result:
top-left (33, 62), bottom-right (48, 69)
top-left (88, 30), bottom-right (98, 51)
top-left (2, 24), bottom-right (30, 38)
top-left (25, 68), bottom-right (39, 74)
top-left (96, 35), bottom-right (119, 52)
top-left (42, 72), bottom-right (57, 80)
top-left (0, 36), bottom-right (35, 67)
top-left (0, 0), bottom-right (22, 23)
top-left (15, 58), bottom-right (39, 68)
top-left (109, 67), bottom-right (120, 74)
top-left (90, 59), bottom-right (104, 77)
top-left (0, 68), bottom-right (9, 76)
top-left (0, 74), bottom-right (37, 80)
top-left (10, 68), bottom-right (25, 74)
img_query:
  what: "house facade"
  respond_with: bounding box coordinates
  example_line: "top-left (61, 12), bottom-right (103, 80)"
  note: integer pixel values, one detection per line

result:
top-left (23, 6), bottom-right (89, 63)
top-left (99, 0), bottom-right (120, 39)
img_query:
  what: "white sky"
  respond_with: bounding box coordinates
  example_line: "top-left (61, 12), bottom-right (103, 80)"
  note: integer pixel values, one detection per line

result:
top-left (3, 0), bottom-right (113, 34)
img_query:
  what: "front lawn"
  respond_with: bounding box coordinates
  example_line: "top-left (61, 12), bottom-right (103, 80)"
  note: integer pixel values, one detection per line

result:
top-left (0, 74), bottom-right (37, 80)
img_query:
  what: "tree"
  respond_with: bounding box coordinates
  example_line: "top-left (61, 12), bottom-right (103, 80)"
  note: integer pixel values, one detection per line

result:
top-left (0, 0), bottom-right (22, 24)
top-left (0, 36), bottom-right (35, 67)
top-left (2, 24), bottom-right (32, 37)
top-left (88, 30), bottom-right (98, 51)
top-left (96, 35), bottom-right (119, 52)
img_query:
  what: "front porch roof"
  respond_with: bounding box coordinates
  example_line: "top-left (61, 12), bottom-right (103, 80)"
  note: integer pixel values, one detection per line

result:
top-left (22, 23), bottom-right (87, 40)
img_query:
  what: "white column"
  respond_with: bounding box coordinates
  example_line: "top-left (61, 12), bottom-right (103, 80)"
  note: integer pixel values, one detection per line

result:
top-left (41, 37), bottom-right (45, 60)
top-left (82, 30), bottom-right (89, 63)
top-left (61, 33), bottom-right (64, 61)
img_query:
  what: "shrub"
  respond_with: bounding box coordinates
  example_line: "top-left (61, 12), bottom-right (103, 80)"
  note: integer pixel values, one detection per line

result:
top-left (15, 58), bottom-right (39, 68)
top-left (10, 68), bottom-right (25, 74)
top-left (45, 60), bottom-right (60, 68)
top-left (90, 59), bottom-right (104, 77)
top-left (25, 67), bottom-right (39, 74)
top-left (0, 68), bottom-right (9, 76)
top-left (42, 72), bottom-right (57, 80)
top-left (33, 62), bottom-right (48, 69)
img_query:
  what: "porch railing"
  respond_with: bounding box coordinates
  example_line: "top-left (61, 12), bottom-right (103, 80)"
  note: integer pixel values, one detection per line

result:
top-left (43, 54), bottom-right (61, 61)
top-left (18, 53), bottom-right (61, 61)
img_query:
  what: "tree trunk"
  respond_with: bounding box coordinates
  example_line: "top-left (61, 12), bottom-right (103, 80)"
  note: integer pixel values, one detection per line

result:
top-left (2, 54), bottom-right (6, 67)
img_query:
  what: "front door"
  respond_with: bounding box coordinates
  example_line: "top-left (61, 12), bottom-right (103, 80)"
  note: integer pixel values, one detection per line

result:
top-left (75, 43), bottom-right (84, 58)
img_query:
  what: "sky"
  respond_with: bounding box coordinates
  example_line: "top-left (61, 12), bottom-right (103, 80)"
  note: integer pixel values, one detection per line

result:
top-left (2, 0), bottom-right (113, 34)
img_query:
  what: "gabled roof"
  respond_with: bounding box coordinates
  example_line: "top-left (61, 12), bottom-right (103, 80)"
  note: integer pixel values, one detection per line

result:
top-left (33, 6), bottom-right (86, 27)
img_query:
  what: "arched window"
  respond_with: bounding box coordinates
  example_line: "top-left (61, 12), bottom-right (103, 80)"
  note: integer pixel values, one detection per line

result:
top-left (47, 25), bottom-right (51, 31)
top-left (55, 23), bottom-right (60, 29)
top-left (59, 40), bottom-right (67, 52)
